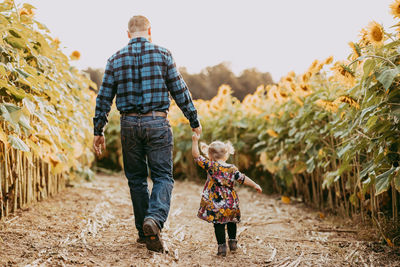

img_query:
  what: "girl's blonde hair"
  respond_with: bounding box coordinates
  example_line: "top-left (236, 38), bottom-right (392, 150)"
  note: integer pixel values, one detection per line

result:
top-left (200, 140), bottom-right (235, 160)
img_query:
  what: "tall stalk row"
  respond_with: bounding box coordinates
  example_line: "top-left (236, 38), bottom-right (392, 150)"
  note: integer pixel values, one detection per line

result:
top-left (0, 141), bottom-right (65, 220)
top-left (0, 1), bottom-right (95, 219)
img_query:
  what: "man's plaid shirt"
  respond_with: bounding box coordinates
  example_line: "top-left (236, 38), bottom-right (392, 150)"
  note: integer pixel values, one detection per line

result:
top-left (93, 37), bottom-right (199, 136)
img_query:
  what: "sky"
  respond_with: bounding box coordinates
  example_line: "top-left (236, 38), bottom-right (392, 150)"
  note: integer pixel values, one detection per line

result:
top-left (16, 0), bottom-right (396, 81)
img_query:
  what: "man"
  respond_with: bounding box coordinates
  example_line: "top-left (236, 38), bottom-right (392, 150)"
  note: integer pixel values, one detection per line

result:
top-left (93, 15), bottom-right (201, 253)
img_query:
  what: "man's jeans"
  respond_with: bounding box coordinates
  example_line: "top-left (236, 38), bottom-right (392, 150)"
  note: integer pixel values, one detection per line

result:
top-left (120, 115), bottom-right (174, 237)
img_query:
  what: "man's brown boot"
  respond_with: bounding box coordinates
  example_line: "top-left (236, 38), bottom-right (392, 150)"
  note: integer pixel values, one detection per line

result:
top-left (143, 218), bottom-right (164, 253)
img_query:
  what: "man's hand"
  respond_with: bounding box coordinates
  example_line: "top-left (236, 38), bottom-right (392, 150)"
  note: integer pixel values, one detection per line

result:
top-left (93, 135), bottom-right (106, 157)
top-left (254, 184), bottom-right (263, 194)
top-left (192, 124), bottom-right (202, 136)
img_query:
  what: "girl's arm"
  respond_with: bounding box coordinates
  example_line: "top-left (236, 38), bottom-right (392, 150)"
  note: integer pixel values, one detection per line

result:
top-left (192, 133), bottom-right (200, 158)
top-left (243, 176), bottom-right (262, 193)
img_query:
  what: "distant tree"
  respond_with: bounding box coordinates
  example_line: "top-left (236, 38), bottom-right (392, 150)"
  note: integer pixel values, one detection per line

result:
top-left (180, 63), bottom-right (274, 100)
top-left (180, 67), bottom-right (209, 99)
top-left (236, 68), bottom-right (274, 100)
top-left (204, 62), bottom-right (241, 97)
top-left (83, 67), bottom-right (104, 92)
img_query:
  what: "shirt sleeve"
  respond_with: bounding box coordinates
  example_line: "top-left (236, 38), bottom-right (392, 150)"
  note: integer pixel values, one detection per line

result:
top-left (166, 53), bottom-right (200, 129)
top-left (93, 59), bottom-right (117, 136)
top-left (233, 170), bottom-right (246, 185)
top-left (194, 155), bottom-right (213, 171)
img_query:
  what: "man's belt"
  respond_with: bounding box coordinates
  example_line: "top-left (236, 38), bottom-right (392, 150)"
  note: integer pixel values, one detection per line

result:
top-left (122, 111), bottom-right (167, 118)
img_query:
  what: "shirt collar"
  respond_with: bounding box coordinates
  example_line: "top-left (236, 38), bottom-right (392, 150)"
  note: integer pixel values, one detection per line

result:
top-left (129, 37), bottom-right (149, 44)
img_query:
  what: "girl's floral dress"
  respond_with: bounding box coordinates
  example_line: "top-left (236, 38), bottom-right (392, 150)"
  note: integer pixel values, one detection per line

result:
top-left (194, 155), bottom-right (246, 224)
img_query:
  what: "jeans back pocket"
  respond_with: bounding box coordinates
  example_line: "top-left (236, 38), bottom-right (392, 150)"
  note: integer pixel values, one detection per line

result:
top-left (146, 125), bottom-right (172, 148)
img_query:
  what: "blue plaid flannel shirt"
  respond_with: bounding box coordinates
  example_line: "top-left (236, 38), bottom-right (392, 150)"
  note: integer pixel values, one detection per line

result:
top-left (93, 37), bottom-right (199, 136)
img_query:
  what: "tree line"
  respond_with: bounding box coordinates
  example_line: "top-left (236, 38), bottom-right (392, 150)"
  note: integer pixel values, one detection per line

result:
top-left (84, 62), bottom-right (274, 100)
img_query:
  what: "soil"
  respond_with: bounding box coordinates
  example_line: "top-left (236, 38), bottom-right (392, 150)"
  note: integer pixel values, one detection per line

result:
top-left (0, 174), bottom-right (399, 267)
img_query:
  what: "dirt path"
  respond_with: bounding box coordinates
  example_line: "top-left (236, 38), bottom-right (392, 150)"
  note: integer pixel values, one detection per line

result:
top-left (0, 174), bottom-right (398, 267)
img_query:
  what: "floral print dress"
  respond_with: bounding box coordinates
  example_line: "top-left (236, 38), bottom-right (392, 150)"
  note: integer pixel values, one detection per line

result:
top-left (195, 155), bottom-right (246, 224)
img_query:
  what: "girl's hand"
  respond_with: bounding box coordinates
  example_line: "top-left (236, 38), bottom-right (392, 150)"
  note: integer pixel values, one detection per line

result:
top-left (254, 184), bottom-right (262, 193)
top-left (192, 133), bottom-right (200, 141)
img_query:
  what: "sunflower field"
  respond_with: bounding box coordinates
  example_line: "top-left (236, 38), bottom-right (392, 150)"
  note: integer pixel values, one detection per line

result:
top-left (0, 1), bottom-right (96, 219)
top-left (98, 2), bottom-right (400, 243)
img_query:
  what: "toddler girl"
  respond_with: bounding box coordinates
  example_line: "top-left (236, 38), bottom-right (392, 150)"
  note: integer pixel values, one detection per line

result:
top-left (191, 133), bottom-right (262, 256)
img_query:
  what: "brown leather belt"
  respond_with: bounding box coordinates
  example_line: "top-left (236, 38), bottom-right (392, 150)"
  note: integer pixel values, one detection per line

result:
top-left (122, 111), bottom-right (167, 118)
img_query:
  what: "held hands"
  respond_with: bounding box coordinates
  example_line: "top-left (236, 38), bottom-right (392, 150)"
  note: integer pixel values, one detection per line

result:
top-left (192, 132), bottom-right (200, 142)
top-left (192, 124), bottom-right (202, 136)
top-left (93, 135), bottom-right (106, 157)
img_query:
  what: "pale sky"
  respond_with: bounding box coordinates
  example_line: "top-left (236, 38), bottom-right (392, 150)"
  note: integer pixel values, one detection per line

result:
top-left (17, 0), bottom-right (395, 81)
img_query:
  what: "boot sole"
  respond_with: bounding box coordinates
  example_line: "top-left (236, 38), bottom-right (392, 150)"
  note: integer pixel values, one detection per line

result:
top-left (143, 219), bottom-right (164, 253)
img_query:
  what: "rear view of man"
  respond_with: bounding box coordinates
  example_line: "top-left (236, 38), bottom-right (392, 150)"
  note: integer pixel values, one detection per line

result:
top-left (93, 15), bottom-right (201, 252)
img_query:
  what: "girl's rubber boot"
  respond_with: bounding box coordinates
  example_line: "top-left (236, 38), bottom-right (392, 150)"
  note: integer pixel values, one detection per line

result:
top-left (228, 239), bottom-right (238, 252)
top-left (217, 243), bottom-right (227, 256)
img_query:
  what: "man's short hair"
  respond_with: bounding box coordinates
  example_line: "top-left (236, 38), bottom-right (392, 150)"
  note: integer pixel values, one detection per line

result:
top-left (128, 15), bottom-right (150, 33)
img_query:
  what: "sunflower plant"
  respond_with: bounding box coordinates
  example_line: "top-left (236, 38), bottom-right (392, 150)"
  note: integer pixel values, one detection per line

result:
top-left (0, 1), bottom-right (96, 218)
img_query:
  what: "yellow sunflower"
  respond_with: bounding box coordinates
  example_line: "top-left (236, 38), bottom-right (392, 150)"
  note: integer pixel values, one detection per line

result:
top-left (70, 50), bottom-right (81, 60)
top-left (366, 21), bottom-right (385, 46)
top-left (266, 129), bottom-right (279, 138)
top-left (324, 56), bottom-right (334, 65)
top-left (19, 7), bottom-right (34, 18)
top-left (284, 76), bottom-right (294, 83)
top-left (334, 95), bottom-right (360, 109)
top-left (315, 99), bottom-right (339, 113)
top-left (289, 83), bottom-right (297, 92)
top-left (301, 72), bottom-right (312, 83)
top-left (359, 29), bottom-right (370, 46)
top-left (308, 60), bottom-right (319, 73)
top-left (53, 37), bottom-right (61, 46)
top-left (299, 83), bottom-right (312, 94)
top-left (348, 42), bottom-right (361, 60)
top-left (390, 0), bottom-right (400, 19)
top-left (218, 84), bottom-right (232, 96)
top-left (331, 61), bottom-right (356, 87)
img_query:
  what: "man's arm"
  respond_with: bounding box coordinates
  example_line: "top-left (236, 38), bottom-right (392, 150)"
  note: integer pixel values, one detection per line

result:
top-left (93, 59), bottom-right (117, 156)
top-left (93, 59), bottom-right (117, 136)
top-left (165, 53), bottom-right (200, 130)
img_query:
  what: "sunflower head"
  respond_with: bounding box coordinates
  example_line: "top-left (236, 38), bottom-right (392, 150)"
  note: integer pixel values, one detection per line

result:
top-left (348, 42), bottom-right (361, 60)
top-left (301, 72), bottom-right (312, 83)
top-left (390, 0), bottom-right (400, 19)
top-left (366, 21), bottom-right (385, 46)
top-left (53, 37), bottom-right (61, 46)
top-left (334, 95), bottom-right (360, 109)
top-left (289, 83), bottom-right (297, 92)
top-left (324, 56), bottom-right (334, 65)
top-left (299, 83), bottom-right (311, 92)
top-left (331, 61), bottom-right (356, 87)
top-left (308, 60), bottom-right (319, 73)
top-left (218, 85), bottom-right (232, 96)
top-left (359, 29), bottom-right (371, 46)
top-left (284, 76), bottom-right (294, 83)
top-left (19, 7), bottom-right (35, 18)
top-left (70, 50), bottom-right (81, 60)
top-left (315, 99), bottom-right (338, 113)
